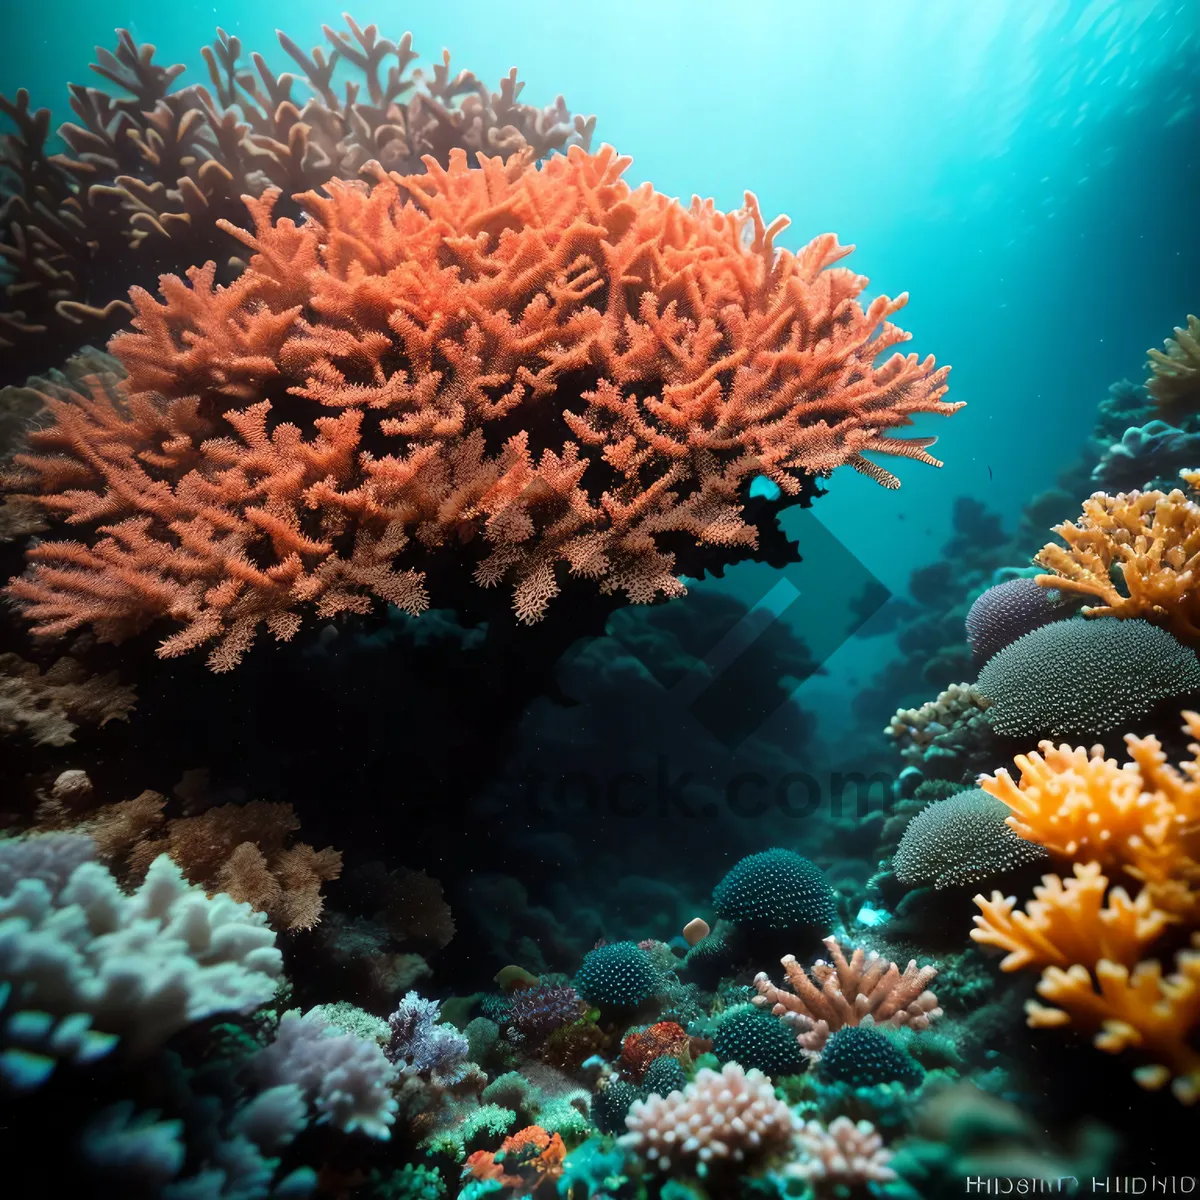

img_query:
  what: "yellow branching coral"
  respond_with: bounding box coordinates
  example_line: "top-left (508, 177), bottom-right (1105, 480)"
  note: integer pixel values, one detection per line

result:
top-left (1029, 937), bottom-right (1200, 1105)
top-left (1034, 484), bottom-right (1200, 645)
top-left (1147, 314), bottom-right (1200, 417)
top-left (973, 713), bottom-right (1200, 1101)
top-left (972, 862), bottom-right (1170, 972)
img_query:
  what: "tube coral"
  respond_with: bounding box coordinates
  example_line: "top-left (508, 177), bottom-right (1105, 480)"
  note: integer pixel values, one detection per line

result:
top-left (7, 145), bottom-right (957, 669)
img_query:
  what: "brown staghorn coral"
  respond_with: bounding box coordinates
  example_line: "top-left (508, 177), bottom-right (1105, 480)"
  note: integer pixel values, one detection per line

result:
top-left (31, 782), bottom-right (340, 932)
top-left (0, 652), bottom-right (135, 746)
top-left (1034, 479), bottom-right (1200, 645)
top-left (7, 145), bottom-right (957, 668)
top-left (1147, 314), bottom-right (1200, 418)
top-left (0, 17), bottom-right (594, 384)
top-left (752, 935), bottom-right (941, 1054)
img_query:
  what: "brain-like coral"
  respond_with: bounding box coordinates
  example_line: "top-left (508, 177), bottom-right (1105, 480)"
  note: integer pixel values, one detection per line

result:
top-left (892, 788), bottom-right (1048, 890)
top-left (712, 849), bottom-right (836, 949)
top-left (976, 618), bottom-right (1200, 741)
top-left (713, 1004), bottom-right (808, 1078)
top-left (965, 578), bottom-right (1066, 664)
top-left (574, 941), bottom-right (660, 1010)
top-left (620, 1061), bottom-right (799, 1175)
top-left (8, 145), bottom-right (956, 669)
top-left (818, 1025), bottom-right (923, 1089)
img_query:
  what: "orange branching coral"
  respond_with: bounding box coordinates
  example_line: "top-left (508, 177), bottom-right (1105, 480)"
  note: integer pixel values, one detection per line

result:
top-left (979, 719), bottom-right (1200, 920)
top-left (752, 936), bottom-right (941, 1054)
top-left (465, 1125), bottom-right (565, 1193)
top-left (1034, 482), bottom-right (1200, 645)
top-left (619, 1021), bottom-right (691, 1081)
top-left (7, 144), bottom-right (957, 668)
top-left (971, 862), bottom-right (1170, 971)
top-left (1028, 937), bottom-right (1200, 1103)
top-left (973, 713), bottom-right (1200, 1101)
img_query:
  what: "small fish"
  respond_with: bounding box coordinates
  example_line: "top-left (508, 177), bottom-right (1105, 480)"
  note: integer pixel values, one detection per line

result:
top-left (987, 464), bottom-right (993, 481)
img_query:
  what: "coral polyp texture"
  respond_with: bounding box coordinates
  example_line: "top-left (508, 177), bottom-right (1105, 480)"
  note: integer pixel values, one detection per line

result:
top-left (1035, 483), bottom-right (1200, 645)
top-left (965, 577), bottom-right (1066, 663)
top-left (752, 936), bottom-right (941, 1055)
top-left (7, 144), bottom-right (957, 668)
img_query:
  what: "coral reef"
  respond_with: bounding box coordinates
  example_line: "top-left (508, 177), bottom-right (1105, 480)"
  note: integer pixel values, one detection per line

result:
top-left (885, 682), bottom-right (996, 781)
top-left (7, 144), bottom-right (957, 668)
top-left (1147, 314), bottom-right (1200, 418)
top-left (0, 18), bottom-right (593, 383)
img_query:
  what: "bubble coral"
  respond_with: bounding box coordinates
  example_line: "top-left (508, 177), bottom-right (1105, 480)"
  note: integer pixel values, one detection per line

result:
top-left (7, 144), bottom-right (956, 669)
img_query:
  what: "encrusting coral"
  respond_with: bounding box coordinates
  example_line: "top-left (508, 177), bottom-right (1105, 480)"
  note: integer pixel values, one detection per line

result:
top-left (972, 712), bottom-right (1200, 1102)
top-left (6, 143), bottom-right (957, 669)
top-left (0, 17), bottom-right (594, 383)
top-left (1034, 479), bottom-right (1200, 646)
top-left (752, 936), bottom-right (941, 1055)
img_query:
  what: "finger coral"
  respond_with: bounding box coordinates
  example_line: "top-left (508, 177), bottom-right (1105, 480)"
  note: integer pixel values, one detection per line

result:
top-left (1034, 483), bottom-right (1200, 645)
top-left (784, 1116), bottom-right (896, 1185)
top-left (7, 144), bottom-right (957, 668)
top-left (0, 18), bottom-right (593, 384)
top-left (752, 936), bottom-right (941, 1055)
top-left (619, 1061), bottom-right (799, 1176)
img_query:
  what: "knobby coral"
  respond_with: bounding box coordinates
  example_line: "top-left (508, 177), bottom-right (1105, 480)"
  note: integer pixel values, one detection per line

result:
top-left (973, 713), bottom-right (1200, 1101)
top-left (0, 17), bottom-right (593, 383)
top-left (1035, 482), bottom-right (1200, 646)
top-left (7, 144), bottom-right (957, 669)
top-left (785, 1116), bottom-right (896, 1185)
top-left (752, 936), bottom-right (941, 1055)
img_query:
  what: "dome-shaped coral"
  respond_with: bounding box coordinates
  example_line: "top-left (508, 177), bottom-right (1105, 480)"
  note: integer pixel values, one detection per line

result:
top-left (892, 788), bottom-right (1048, 890)
top-left (965, 578), bottom-right (1065, 664)
top-left (713, 1004), bottom-right (807, 1078)
top-left (818, 1025), bottom-right (923, 1089)
top-left (574, 942), bottom-right (659, 1011)
top-left (976, 618), bottom-right (1200, 741)
top-left (712, 849), bottom-right (836, 955)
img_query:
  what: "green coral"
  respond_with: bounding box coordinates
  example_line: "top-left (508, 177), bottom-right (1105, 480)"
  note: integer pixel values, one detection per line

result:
top-left (306, 1001), bottom-right (390, 1046)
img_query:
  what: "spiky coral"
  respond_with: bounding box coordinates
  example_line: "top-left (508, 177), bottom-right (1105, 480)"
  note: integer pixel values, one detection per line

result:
top-left (973, 713), bottom-right (1200, 1101)
top-left (752, 936), bottom-right (941, 1055)
top-left (1034, 481), bottom-right (1200, 645)
top-left (8, 144), bottom-right (956, 668)
top-left (0, 17), bottom-right (592, 383)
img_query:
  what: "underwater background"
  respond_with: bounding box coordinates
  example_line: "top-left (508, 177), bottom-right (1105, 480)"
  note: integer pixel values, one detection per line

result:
top-left (1, 0), bottom-right (1200, 1196)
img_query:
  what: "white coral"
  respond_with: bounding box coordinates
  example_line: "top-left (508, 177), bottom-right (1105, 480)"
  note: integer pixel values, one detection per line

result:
top-left (785, 1116), bottom-right (896, 1184)
top-left (0, 834), bottom-right (281, 1057)
top-left (619, 1060), bottom-right (799, 1174)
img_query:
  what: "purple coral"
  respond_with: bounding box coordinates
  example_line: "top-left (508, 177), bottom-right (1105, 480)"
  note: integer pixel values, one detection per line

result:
top-left (965, 578), bottom-right (1063, 664)
top-left (386, 991), bottom-right (470, 1083)
top-left (509, 984), bottom-right (583, 1041)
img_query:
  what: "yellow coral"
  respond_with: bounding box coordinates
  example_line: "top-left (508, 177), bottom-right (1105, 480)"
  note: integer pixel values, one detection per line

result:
top-left (1028, 937), bottom-right (1200, 1104)
top-left (972, 862), bottom-right (1170, 972)
top-left (973, 713), bottom-right (1200, 1101)
top-left (1147, 314), bottom-right (1200, 416)
top-left (1034, 485), bottom-right (1200, 645)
